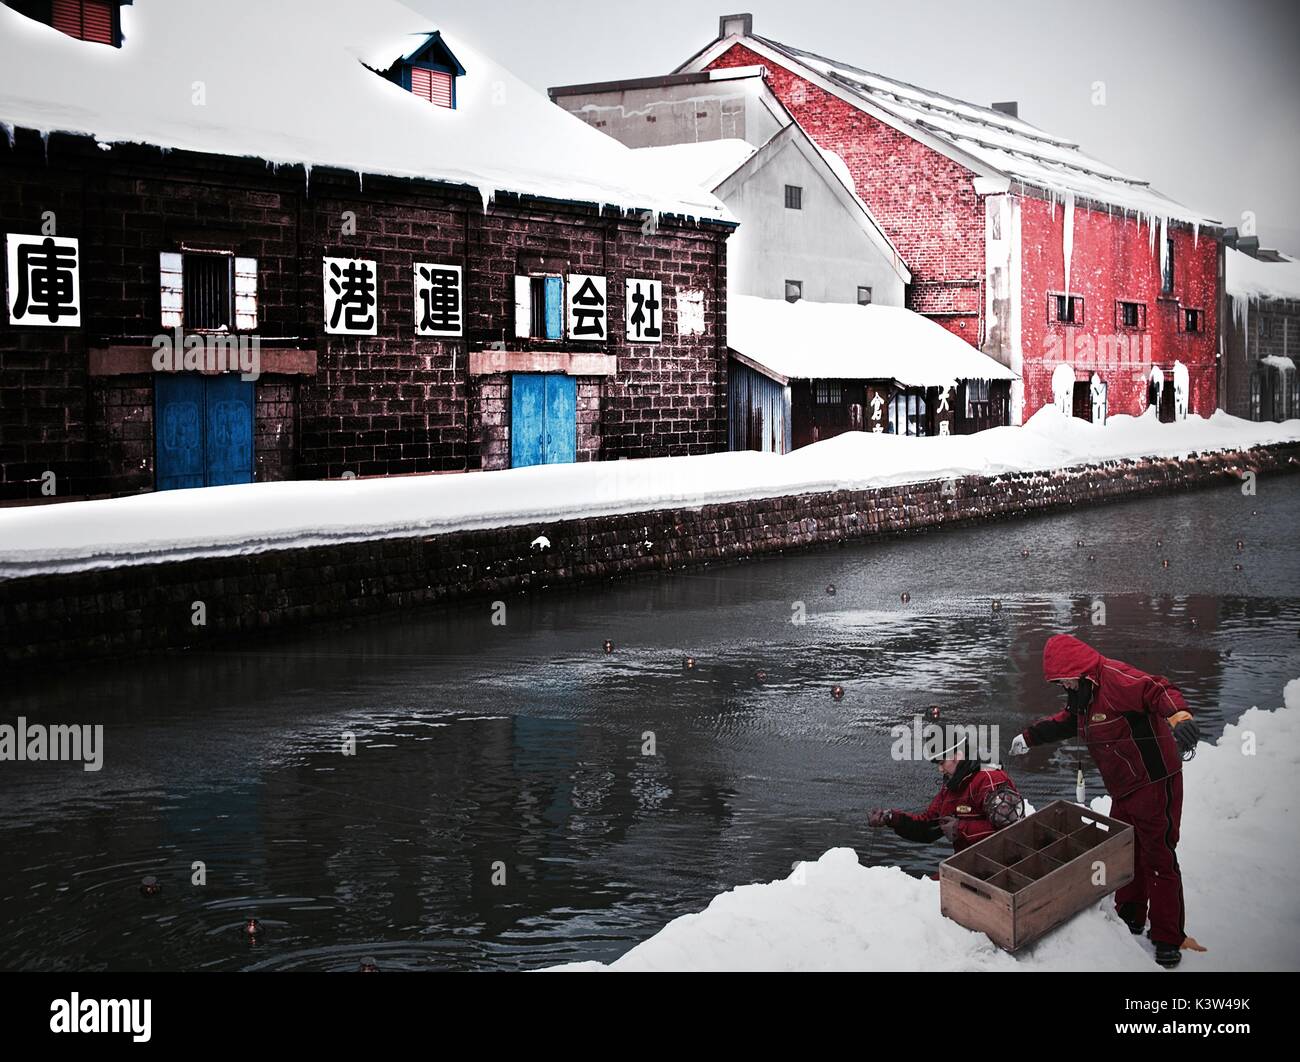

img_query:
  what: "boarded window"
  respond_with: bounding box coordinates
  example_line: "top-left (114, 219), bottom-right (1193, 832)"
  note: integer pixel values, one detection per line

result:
top-left (1117, 300), bottom-right (1145, 328)
top-left (813, 380), bottom-right (843, 405)
top-left (52, 0), bottom-right (114, 44)
top-left (784, 185), bottom-right (803, 210)
top-left (514, 275), bottom-right (563, 339)
top-left (410, 66), bottom-right (454, 108)
top-left (857, 286), bottom-right (873, 306)
top-left (161, 251), bottom-right (257, 331)
top-left (785, 279), bottom-right (802, 303)
top-left (1162, 238), bottom-right (1175, 294)
top-left (1051, 293), bottom-right (1083, 325)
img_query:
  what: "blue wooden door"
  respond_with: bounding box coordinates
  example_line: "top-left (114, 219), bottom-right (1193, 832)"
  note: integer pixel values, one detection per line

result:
top-left (154, 375), bottom-right (255, 490)
top-left (511, 374), bottom-right (577, 468)
top-left (543, 374), bottom-right (576, 464)
top-left (155, 375), bottom-right (206, 491)
top-left (204, 375), bottom-right (255, 486)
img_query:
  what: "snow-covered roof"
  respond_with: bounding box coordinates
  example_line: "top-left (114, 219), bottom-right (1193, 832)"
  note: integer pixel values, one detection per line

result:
top-left (727, 295), bottom-right (1016, 387)
top-left (633, 139), bottom-right (759, 191)
top-left (677, 32), bottom-right (1218, 228)
top-left (1226, 247), bottom-right (1300, 302)
top-left (0, 0), bottom-right (731, 222)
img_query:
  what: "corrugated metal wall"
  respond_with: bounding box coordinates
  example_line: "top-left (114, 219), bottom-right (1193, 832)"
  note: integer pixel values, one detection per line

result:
top-left (728, 360), bottom-right (791, 453)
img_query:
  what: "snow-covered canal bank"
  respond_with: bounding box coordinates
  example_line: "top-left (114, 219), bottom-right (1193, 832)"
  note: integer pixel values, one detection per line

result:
top-left (0, 408), bottom-right (1295, 578)
top-left (1, 478), bottom-right (1297, 971)
top-left (554, 679), bottom-right (1300, 972)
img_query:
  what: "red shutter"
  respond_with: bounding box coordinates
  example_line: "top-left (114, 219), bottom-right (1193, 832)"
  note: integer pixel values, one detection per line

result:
top-left (408, 67), bottom-right (453, 108)
top-left (51, 0), bottom-right (115, 45)
top-left (428, 70), bottom-right (453, 108)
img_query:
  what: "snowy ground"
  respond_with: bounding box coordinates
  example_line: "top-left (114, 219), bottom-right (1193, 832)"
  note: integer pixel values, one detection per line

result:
top-left (0, 408), bottom-right (1296, 578)
top-left (554, 680), bottom-right (1300, 972)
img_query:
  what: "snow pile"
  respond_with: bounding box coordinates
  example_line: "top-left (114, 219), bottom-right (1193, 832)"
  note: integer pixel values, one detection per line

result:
top-left (0, 0), bottom-right (728, 221)
top-left (1226, 248), bottom-right (1300, 302)
top-left (0, 407), bottom-right (1296, 578)
top-left (556, 680), bottom-right (1300, 971)
top-left (727, 295), bottom-right (1016, 386)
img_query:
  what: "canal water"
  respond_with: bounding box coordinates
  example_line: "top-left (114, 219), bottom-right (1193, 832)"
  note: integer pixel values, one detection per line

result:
top-left (2, 478), bottom-right (1297, 971)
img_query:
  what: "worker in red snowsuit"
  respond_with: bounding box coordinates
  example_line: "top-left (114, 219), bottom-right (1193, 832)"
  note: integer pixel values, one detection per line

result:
top-left (869, 740), bottom-right (1021, 852)
top-left (1009, 634), bottom-right (1199, 968)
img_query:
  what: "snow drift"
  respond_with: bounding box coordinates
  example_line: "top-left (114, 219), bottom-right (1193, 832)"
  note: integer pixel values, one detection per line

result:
top-left (554, 679), bottom-right (1300, 972)
top-left (0, 407), bottom-right (1295, 578)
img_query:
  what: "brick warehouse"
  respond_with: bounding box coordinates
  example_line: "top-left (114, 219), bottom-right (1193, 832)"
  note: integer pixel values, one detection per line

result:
top-left (0, 1), bottom-right (733, 502)
top-left (632, 14), bottom-right (1224, 424)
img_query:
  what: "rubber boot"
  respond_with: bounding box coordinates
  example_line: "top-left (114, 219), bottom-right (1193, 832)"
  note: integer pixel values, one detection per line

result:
top-left (1155, 942), bottom-right (1182, 968)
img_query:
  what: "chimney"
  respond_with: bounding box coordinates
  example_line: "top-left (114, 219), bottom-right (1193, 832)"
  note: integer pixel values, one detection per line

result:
top-left (991, 101), bottom-right (1019, 119)
top-left (719, 13), bottom-right (753, 38)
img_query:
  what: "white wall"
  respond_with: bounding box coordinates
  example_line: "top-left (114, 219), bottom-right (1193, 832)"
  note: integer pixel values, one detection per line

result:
top-left (718, 137), bottom-right (906, 307)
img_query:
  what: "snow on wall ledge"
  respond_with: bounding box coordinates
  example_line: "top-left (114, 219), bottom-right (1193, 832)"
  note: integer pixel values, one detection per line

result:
top-left (0, 409), bottom-right (1296, 579)
top-left (553, 679), bottom-right (1300, 972)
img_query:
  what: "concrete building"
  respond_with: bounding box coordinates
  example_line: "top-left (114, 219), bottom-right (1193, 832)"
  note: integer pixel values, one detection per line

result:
top-left (1222, 237), bottom-right (1300, 422)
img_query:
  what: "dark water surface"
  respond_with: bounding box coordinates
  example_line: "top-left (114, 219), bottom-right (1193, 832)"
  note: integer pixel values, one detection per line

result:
top-left (2, 478), bottom-right (1297, 971)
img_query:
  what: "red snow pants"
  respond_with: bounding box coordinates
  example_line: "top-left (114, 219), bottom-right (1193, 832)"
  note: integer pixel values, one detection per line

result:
top-left (1110, 773), bottom-right (1185, 946)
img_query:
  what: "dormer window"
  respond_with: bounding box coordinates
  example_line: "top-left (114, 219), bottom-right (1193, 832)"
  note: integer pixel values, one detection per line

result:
top-left (8, 0), bottom-right (127, 47)
top-left (376, 31), bottom-right (466, 111)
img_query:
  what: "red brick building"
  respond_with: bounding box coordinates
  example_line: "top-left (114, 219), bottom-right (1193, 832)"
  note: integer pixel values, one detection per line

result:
top-left (0, 1), bottom-right (733, 501)
top-left (669, 14), bottom-right (1222, 424)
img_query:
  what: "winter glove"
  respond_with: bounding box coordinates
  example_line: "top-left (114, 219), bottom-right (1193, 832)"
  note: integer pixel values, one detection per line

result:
top-left (1169, 711), bottom-right (1198, 759)
top-left (1009, 734), bottom-right (1029, 756)
top-left (867, 809), bottom-right (893, 828)
top-left (938, 817), bottom-right (961, 843)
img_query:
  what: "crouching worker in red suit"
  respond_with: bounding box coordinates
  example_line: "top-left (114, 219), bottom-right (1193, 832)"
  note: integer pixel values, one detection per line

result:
top-left (868, 739), bottom-right (1022, 852)
top-left (1009, 633), bottom-right (1200, 968)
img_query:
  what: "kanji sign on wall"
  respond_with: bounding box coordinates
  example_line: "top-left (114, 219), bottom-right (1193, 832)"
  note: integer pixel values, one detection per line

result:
top-left (625, 278), bottom-right (663, 343)
top-left (413, 262), bottom-right (463, 337)
top-left (567, 274), bottom-right (607, 340)
top-left (5, 233), bottom-right (81, 327)
top-left (323, 256), bottom-right (378, 335)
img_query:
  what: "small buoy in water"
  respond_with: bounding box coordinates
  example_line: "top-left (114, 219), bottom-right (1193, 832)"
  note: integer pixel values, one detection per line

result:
top-left (1087, 554), bottom-right (1096, 562)
top-left (1190, 617), bottom-right (1199, 629)
top-left (928, 705), bottom-right (941, 721)
top-left (755, 669), bottom-right (767, 683)
top-left (1076, 539), bottom-right (1084, 547)
top-left (1161, 558), bottom-right (1169, 569)
top-left (1233, 563), bottom-right (1243, 572)
top-left (358, 957), bottom-right (380, 973)
top-left (1156, 538), bottom-right (1163, 548)
top-left (139, 876), bottom-right (161, 898)
top-left (684, 656), bottom-right (696, 670)
top-left (825, 583), bottom-right (836, 596)
top-left (1020, 549), bottom-right (1030, 558)
top-left (1236, 540), bottom-right (1244, 551)
top-left (245, 918), bottom-right (264, 941)
top-left (900, 591), bottom-right (911, 603)
top-left (831, 685), bottom-right (845, 701)
top-left (1252, 510), bottom-right (1258, 516)
top-left (991, 599), bottom-right (1002, 612)
top-left (602, 640), bottom-right (613, 654)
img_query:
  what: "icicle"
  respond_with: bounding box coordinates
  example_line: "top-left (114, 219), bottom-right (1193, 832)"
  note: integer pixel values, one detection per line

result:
top-left (1062, 191), bottom-right (1075, 297)
top-left (1157, 215), bottom-right (1168, 274)
top-left (1193, 221), bottom-right (1199, 249)
top-left (1, 122), bottom-right (14, 149)
top-left (303, 163), bottom-right (311, 197)
top-left (39, 129), bottom-right (49, 164)
top-left (357, 170), bottom-right (364, 192)
top-left (477, 184), bottom-right (492, 213)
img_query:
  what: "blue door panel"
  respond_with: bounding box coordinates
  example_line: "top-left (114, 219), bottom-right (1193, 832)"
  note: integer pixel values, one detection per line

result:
top-left (155, 375), bottom-right (206, 491)
top-left (511, 374), bottom-right (546, 469)
top-left (205, 376), bottom-right (255, 486)
top-left (543, 375), bottom-right (577, 464)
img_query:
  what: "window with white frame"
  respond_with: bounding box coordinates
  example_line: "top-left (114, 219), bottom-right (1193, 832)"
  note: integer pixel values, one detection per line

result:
top-left (160, 250), bottom-right (257, 331)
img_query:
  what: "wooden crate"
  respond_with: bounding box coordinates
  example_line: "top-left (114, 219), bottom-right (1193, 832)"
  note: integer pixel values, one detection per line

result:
top-left (939, 800), bottom-right (1135, 952)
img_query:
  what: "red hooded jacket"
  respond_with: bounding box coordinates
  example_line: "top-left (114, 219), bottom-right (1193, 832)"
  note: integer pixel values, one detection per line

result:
top-left (1022, 634), bottom-right (1189, 798)
top-left (890, 765), bottom-right (1019, 851)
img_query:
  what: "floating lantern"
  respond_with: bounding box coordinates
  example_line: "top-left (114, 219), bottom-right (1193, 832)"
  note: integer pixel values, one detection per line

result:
top-left (245, 918), bottom-right (263, 941)
top-left (358, 957), bottom-right (380, 973)
top-left (1161, 559), bottom-right (1169, 569)
top-left (826, 584), bottom-right (836, 596)
top-left (139, 876), bottom-right (161, 898)
top-left (602, 640), bottom-right (613, 654)
top-left (755, 669), bottom-right (767, 683)
top-left (831, 685), bottom-right (845, 701)
top-left (991, 599), bottom-right (1002, 612)
top-left (900, 591), bottom-right (911, 603)
top-left (684, 656), bottom-right (696, 670)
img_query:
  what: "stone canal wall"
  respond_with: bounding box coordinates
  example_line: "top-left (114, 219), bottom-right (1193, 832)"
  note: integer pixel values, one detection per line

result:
top-left (3, 442), bottom-right (1297, 666)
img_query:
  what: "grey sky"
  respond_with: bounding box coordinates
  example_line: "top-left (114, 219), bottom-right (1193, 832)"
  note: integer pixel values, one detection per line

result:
top-left (415, 0), bottom-right (1300, 253)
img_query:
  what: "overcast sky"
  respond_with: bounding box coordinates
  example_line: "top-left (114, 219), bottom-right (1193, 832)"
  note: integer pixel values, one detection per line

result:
top-left (414, 0), bottom-right (1300, 253)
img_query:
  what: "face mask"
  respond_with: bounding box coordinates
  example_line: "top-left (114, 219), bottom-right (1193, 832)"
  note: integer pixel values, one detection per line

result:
top-left (1064, 682), bottom-right (1092, 713)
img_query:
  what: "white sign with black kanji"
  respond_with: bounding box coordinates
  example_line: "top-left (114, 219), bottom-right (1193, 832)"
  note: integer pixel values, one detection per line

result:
top-left (566, 274), bottom-right (607, 341)
top-left (5, 233), bottom-right (81, 327)
top-left (625, 278), bottom-right (663, 343)
top-left (413, 262), bottom-right (463, 337)
top-left (323, 256), bottom-right (378, 335)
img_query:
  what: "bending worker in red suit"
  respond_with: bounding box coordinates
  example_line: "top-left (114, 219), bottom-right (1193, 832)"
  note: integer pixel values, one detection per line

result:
top-left (1009, 633), bottom-right (1199, 968)
top-left (868, 739), bottom-right (1021, 852)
